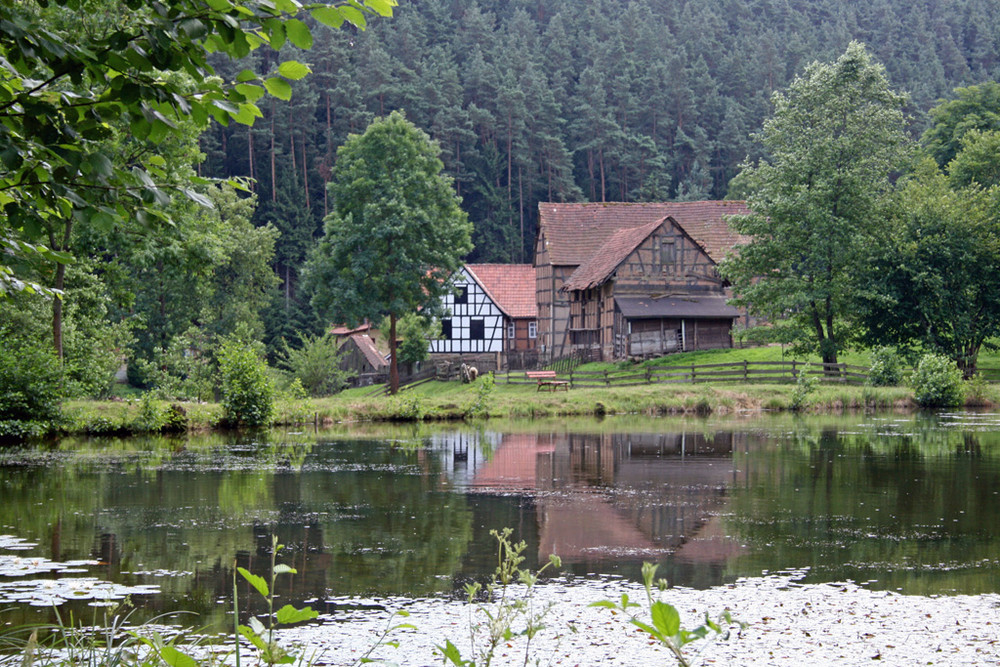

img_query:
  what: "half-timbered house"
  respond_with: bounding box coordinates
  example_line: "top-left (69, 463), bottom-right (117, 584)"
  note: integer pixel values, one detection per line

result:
top-left (428, 264), bottom-right (538, 369)
top-left (535, 201), bottom-right (749, 361)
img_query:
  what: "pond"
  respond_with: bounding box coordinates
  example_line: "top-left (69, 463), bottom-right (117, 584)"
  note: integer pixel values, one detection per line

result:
top-left (1, 412), bottom-right (999, 632)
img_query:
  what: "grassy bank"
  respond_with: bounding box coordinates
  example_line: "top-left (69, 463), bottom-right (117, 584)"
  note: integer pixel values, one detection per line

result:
top-left (50, 345), bottom-right (1000, 436)
top-left (56, 379), bottom-right (932, 436)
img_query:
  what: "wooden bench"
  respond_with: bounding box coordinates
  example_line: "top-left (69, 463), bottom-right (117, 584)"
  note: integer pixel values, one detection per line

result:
top-left (526, 370), bottom-right (569, 391)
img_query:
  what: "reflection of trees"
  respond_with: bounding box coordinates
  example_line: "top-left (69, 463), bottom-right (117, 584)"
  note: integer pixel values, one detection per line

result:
top-left (728, 420), bottom-right (1000, 594)
top-left (0, 431), bottom-right (473, 629)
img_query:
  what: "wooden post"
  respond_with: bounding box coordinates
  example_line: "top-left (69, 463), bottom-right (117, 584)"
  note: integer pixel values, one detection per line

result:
top-left (744, 359), bottom-right (748, 382)
top-left (691, 364), bottom-right (696, 383)
top-left (791, 360), bottom-right (797, 380)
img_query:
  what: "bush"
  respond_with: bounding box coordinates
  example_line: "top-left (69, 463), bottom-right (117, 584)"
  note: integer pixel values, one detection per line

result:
top-left (0, 333), bottom-right (63, 436)
top-left (867, 346), bottom-right (903, 387)
top-left (218, 340), bottom-right (275, 427)
top-left (276, 333), bottom-right (353, 397)
top-left (912, 354), bottom-right (964, 407)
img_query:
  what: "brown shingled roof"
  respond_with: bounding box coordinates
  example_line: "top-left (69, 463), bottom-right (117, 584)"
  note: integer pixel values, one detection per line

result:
top-left (349, 333), bottom-right (388, 370)
top-left (537, 200), bottom-right (749, 266)
top-left (562, 219), bottom-right (664, 291)
top-left (466, 264), bottom-right (537, 318)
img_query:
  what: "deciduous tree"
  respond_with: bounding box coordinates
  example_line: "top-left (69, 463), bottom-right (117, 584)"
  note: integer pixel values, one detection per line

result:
top-left (721, 42), bottom-right (912, 366)
top-left (305, 111), bottom-right (472, 393)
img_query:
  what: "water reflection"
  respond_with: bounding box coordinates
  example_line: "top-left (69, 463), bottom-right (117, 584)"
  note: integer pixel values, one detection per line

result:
top-left (433, 430), bottom-right (740, 569)
top-left (0, 414), bottom-right (999, 630)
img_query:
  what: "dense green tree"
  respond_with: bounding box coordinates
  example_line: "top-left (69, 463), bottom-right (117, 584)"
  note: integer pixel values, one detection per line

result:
top-left (305, 111), bottom-right (472, 393)
top-left (922, 81), bottom-right (1000, 169)
top-left (721, 43), bottom-right (912, 366)
top-left (856, 161), bottom-right (1000, 376)
top-left (385, 312), bottom-right (441, 365)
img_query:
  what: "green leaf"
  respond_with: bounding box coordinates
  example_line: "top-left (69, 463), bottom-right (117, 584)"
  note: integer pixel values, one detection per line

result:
top-left (274, 604), bottom-right (318, 624)
top-left (264, 19), bottom-right (286, 49)
top-left (237, 625), bottom-right (267, 651)
top-left (630, 619), bottom-right (663, 641)
top-left (310, 6), bottom-right (344, 28)
top-left (364, 0), bottom-right (396, 17)
top-left (588, 600), bottom-right (619, 609)
top-left (277, 60), bottom-right (310, 80)
top-left (263, 77), bottom-right (292, 101)
top-left (237, 567), bottom-right (269, 597)
top-left (158, 646), bottom-right (198, 667)
top-left (650, 601), bottom-right (681, 638)
top-left (436, 640), bottom-right (466, 667)
top-left (284, 19), bottom-right (312, 49)
top-left (235, 83), bottom-right (265, 103)
top-left (236, 69), bottom-right (258, 83)
top-left (339, 6), bottom-right (367, 28)
top-left (232, 103), bottom-right (263, 125)
top-left (87, 152), bottom-right (113, 180)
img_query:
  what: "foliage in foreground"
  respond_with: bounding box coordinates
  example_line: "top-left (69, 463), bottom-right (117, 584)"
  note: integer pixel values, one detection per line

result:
top-left (591, 562), bottom-right (743, 667)
top-left (437, 528), bottom-right (561, 667)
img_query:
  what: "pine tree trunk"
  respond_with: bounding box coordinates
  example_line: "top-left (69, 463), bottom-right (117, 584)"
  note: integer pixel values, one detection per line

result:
top-left (270, 99), bottom-right (277, 202)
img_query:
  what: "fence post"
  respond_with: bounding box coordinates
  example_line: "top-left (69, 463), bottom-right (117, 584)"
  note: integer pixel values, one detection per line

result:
top-left (605, 370), bottom-right (610, 386)
top-left (791, 360), bottom-right (797, 380)
top-left (743, 359), bottom-right (748, 382)
top-left (691, 364), bottom-right (696, 383)
top-left (646, 367), bottom-right (651, 383)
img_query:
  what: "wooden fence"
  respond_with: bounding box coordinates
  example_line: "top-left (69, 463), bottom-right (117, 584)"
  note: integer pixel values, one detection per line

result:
top-left (500, 360), bottom-right (869, 388)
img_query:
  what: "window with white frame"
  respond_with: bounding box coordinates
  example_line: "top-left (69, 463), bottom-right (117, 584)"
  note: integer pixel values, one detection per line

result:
top-left (528, 321), bottom-right (537, 339)
top-left (507, 323), bottom-right (515, 339)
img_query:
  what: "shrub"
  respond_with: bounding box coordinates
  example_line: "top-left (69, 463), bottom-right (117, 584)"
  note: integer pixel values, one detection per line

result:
top-left (790, 364), bottom-right (819, 411)
top-left (964, 372), bottom-right (992, 407)
top-left (0, 333), bottom-right (63, 437)
top-left (276, 333), bottom-right (353, 397)
top-left (867, 346), bottom-right (903, 387)
top-left (218, 340), bottom-right (275, 427)
top-left (912, 354), bottom-right (964, 407)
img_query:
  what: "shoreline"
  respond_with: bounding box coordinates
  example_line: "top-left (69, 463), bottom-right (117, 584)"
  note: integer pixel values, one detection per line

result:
top-left (48, 381), bottom-right (947, 437)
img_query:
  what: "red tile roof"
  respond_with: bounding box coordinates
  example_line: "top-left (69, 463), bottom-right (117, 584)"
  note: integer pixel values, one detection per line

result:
top-left (466, 263), bottom-right (537, 318)
top-left (349, 333), bottom-right (388, 370)
top-left (537, 200), bottom-right (750, 266)
top-left (562, 219), bottom-right (664, 291)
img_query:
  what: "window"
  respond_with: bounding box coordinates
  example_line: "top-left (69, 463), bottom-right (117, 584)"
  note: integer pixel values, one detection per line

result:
top-left (470, 319), bottom-right (485, 340)
top-left (440, 319), bottom-right (452, 340)
top-left (508, 323), bottom-right (515, 339)
top-left (454, 285), bottom-right (468, 305)
top-left (528, 321), bottom-right (537, 339)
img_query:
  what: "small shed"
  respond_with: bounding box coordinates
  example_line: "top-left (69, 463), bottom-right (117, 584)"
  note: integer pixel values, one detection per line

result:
top-left (338, 333), bottom-right (389, 386)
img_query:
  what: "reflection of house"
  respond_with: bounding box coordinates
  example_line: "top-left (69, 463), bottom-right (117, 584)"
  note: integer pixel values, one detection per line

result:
top-left (535, 201), bottom-right (749, 361)
top-left (441, 429), bottom-right (741, 565)
top-left (338, 333), bottom-right (389, 386)
top-left (429, 264), bottom-right (538, 369)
